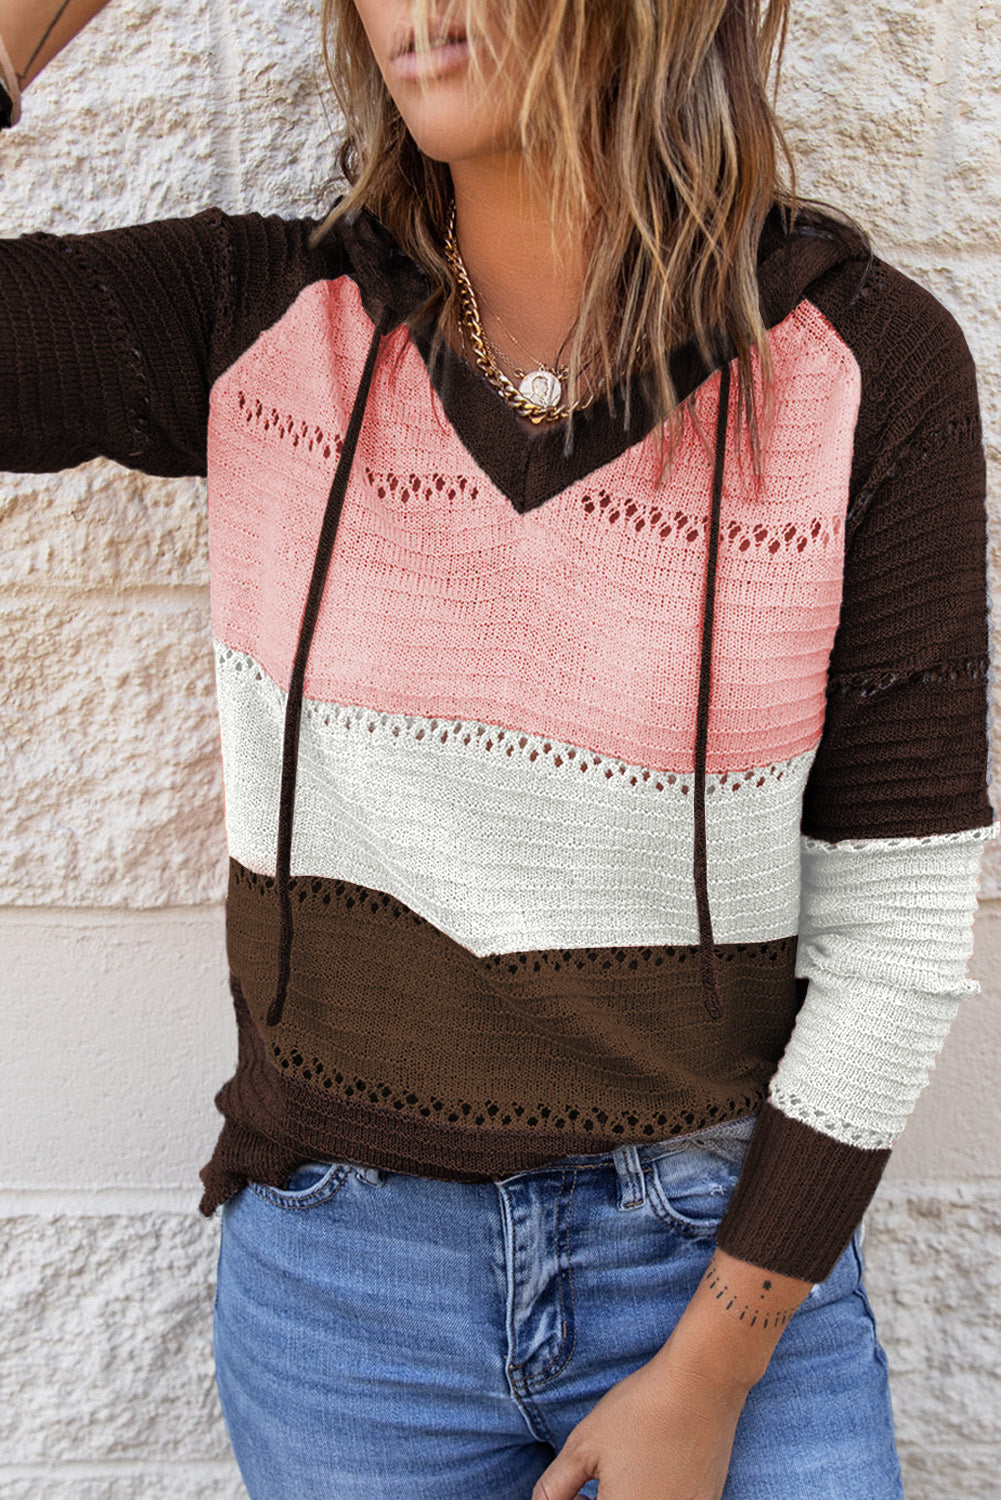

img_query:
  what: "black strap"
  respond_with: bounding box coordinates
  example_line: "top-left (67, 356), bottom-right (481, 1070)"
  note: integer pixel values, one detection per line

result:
top-left (0, 78), bottom-right (15, 129)
top-left (693, 362), bottom-right (731, 1022)
top-left (266, 307), bottom-right (392, 1029)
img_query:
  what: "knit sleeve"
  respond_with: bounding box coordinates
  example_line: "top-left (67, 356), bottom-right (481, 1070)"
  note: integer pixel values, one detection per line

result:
top-left (714, 262), bottom-right (996, 1284)
top-left (0, 208), bottom-right (235, 477)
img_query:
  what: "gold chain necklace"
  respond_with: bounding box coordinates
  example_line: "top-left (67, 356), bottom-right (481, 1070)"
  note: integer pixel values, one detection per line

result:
top-left (443, 199), bottom-right (602, 425)
top-left (480, 300), bottom-right (571, 387)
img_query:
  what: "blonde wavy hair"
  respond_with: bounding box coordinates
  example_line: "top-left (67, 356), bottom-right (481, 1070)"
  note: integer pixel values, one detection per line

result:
top-left (313, 0), bottom-right (862, 479)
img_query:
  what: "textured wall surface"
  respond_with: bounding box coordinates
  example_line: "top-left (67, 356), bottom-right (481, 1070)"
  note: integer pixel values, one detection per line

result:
top-left (864, 1186), bottom-right (1001, 1497)
top-left (1, 0), bottom-right (999, 1495)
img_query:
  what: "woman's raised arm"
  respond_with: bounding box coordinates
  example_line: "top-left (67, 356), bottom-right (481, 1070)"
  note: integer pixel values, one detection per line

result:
top-left (0, 0), bottom-right (113, 120)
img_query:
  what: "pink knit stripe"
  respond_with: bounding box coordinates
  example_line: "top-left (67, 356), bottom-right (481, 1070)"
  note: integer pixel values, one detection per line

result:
top-left (207, 281), bottom-right (859, 772)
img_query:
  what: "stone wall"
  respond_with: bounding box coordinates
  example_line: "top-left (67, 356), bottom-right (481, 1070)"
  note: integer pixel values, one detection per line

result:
top-left (2, 0), bottom-right (998, 1493)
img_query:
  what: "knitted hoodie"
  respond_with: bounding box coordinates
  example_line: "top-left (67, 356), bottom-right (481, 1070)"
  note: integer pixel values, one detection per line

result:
top-left (0, 198), bottom-right (993, 1283)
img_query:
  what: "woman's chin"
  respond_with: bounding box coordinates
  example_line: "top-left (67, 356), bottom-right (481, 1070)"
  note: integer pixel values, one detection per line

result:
top-left (398, 112), bottom-right (516, 168)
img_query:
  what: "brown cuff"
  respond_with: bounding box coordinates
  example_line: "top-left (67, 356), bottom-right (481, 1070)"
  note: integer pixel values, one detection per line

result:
top-left (714, 1099), bottom-right (892, 1283)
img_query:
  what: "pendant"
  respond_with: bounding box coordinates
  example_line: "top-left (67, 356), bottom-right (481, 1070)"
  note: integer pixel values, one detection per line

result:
top-left (518, 368), bottom-right (562, 409)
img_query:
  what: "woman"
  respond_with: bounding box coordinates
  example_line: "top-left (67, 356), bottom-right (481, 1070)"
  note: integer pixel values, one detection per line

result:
top-left (1, 2), bottom-right (993, 1497)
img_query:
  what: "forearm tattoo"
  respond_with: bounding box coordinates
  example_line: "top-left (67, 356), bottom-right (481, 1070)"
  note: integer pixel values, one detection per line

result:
top-left (702, 1256), bottom-right (799, 1331)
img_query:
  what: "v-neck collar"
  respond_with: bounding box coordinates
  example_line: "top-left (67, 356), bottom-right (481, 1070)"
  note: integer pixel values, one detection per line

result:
top-left (406, 313), bottom-right (664, 514)
top-left (333, 201), bottom-right (856, 515)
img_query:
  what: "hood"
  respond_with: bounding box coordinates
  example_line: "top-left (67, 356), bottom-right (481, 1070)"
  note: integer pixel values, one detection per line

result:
top-left (334, 195), bottom-right (866, 363)
top-left (264, 200), bottom-right (871, 1032)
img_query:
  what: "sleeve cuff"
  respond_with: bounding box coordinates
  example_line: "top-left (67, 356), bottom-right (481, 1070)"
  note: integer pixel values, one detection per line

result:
top-left (714, 1099), bottom-right (891, 1283)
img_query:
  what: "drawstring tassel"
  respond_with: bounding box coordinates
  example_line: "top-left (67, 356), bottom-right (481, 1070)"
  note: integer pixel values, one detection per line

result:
top-left (693, 362), bottom-right (731, 1022)
top-left (266, 308), bottom-right (392, 1030)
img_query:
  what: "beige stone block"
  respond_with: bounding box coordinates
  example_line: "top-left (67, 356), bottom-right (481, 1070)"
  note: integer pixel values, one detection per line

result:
top-left (214, 0), bottom-right (346, 220)
top-left (0, 464), bottom-right (208, 590)
top-left (865, 1186), bottom-right (1001, 1494)
top-left (0, 907), bottom-right (234, 1188)
top-left (780, 0), bottom-right (1001, 251)
top-left (0, 1477), bottom-right (245, 1499)
top-left (0, 1212), bottom-right (232, 1466)
top-left (0, 594), bottom-right (226, 906)
top-left (2, 0), bottom-right (218, 236)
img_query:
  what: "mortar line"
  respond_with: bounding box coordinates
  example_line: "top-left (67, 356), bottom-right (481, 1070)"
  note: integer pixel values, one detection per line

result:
top-left (0, 583), bottom-right (211, 608)
top-left (209, 0), bottom-right (245, 211)
top-left (0, 904), bottom-right (226, 922)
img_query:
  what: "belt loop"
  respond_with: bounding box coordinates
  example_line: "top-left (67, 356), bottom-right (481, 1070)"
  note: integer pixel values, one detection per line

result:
top-left (612, 1143), bottom-right (646, 1209)
top-left (356, 1165), bottom-right (384, 1185)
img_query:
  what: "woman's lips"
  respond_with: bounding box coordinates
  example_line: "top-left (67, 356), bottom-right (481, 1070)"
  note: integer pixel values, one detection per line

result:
top-left (391, 37), bottom-right (471, 81)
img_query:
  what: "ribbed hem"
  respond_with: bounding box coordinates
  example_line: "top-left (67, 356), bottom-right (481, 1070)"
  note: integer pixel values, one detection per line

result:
top-left (714, 1099), bottom-right (891, 1283)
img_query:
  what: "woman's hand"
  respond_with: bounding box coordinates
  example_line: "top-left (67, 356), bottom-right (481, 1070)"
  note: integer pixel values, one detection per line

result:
top-left (532, 1246), bottom-right (815, 1499)
top-left (531, 1335), bottom-right (749, 1500)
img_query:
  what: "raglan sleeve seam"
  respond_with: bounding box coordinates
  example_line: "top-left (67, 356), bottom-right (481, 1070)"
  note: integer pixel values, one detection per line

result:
top-left (205, 206), bottom-right (237, 387)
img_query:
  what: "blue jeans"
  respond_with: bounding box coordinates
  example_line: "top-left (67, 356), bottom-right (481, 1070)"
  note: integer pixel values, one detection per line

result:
top-left (213, 1113), bottom-right (904, 1498)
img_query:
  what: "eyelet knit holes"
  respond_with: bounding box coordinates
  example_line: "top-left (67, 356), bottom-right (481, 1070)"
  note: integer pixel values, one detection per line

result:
top-left (353, 467), bottom-right (477, 510)
top-left (56, 239), bottom-right (152, 455)
top-left (802, 824), bottom-right (997, 853)
top-left (579, 489), bottom-right (841, 554)
top-left (325, 704), bottom-right (782, 797)
top-left (208, 652), bottom-right (804, 799)
top-left (265, 1005), bottom-right (764, 1138)
top-left (846, 404), bottom-right (983, 541)
top-left (236, 390), bottom-right (344, 462)
top-left (829, 654), bottom-right (989, 701)
top-left (231, 850), bottom-right (783, 1138)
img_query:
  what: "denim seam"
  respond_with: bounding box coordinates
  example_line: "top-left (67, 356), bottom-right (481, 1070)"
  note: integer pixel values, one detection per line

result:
top-left (849, 1228), bottom-right (886, 1355)
top-left (247, 1166), bottom-right (352, 1209)
top-left (513, 1381), bottom-right (561, 1449)
top-left (212, 1211), bottom-right (224, 1315)
top-left (519, 1168), bottom-right (580, 1393)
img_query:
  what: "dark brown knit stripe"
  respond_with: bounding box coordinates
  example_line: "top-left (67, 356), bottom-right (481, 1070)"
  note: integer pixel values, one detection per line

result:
top-left (803, 657), bottom-right (993, 840)
top-left (201, 859), bottom-right (806, 1214)
top-left (714, 1099), bottom-right (891, 1284)
top-left (199, 973), bottom-right (779, 1217)
top-left (802, 254), bottom-right (990, 844)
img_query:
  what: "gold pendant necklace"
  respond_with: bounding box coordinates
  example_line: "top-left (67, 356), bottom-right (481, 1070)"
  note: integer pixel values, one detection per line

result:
top-left (483, 303), bottom-right (570, 409)
top-left (443, 200), bottom-right (601, 425)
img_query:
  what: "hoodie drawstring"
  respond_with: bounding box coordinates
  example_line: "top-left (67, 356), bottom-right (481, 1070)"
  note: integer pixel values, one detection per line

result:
top-left (266, 307), bottom-right (392, 1030)
top-left (693, 361), bottom-right (731, 1022)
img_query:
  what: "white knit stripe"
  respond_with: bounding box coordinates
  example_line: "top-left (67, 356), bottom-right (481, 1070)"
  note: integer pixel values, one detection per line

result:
top-left (213, 641), bottom-right (815, 955)
top-left (769, 825), bottom-right (998, 1150)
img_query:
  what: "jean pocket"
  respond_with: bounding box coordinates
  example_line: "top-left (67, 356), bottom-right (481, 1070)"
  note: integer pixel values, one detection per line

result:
top-left (247, 1160), bottom-right (354, 1209)
top-left (644, 1141), bottom-right (747, 1240)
